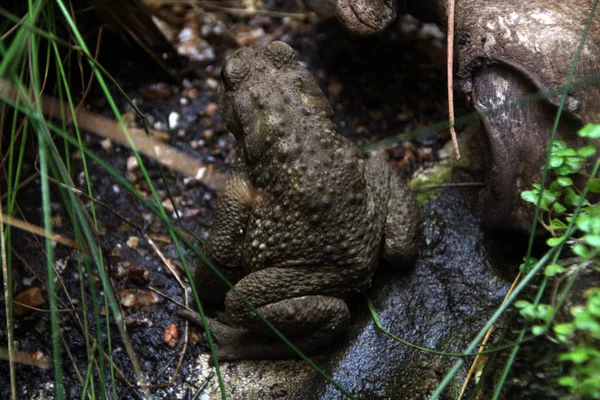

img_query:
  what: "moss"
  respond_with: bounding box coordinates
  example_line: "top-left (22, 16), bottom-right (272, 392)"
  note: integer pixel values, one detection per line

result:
top-left (409, 163), bottom-right (454, 204)
top-left (408, 126), bottom-right (480, 205)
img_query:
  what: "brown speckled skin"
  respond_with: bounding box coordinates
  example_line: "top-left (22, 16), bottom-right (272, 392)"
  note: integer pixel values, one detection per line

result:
top-left (194, 41), bottom-right (418, 360)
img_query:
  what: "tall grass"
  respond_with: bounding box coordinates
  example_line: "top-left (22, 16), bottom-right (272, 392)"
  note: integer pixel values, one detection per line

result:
top-left (0, 1), bottom-right (598, 399)
top-left (1, 1), bottom-right (175, 398)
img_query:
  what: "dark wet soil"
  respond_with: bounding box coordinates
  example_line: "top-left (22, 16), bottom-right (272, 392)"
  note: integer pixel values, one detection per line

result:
top-left (0, 2), bottom-right (465, 398)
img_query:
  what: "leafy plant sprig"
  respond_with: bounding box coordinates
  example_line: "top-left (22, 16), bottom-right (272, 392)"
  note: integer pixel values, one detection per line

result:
top-left (520, 124), bottom-right (600, 258)
top-left (555, 287), bottom-right (600, 398)
top-left (518, 123), bottom-right (600, 398)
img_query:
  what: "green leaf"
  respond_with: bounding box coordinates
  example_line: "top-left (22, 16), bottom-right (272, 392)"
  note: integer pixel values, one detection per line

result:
top-left (554, 323), bottom-right (575, 337)
top-left (576, 213), bottom-right (593, 232)
top-left (578, 379), bottom-right (600, 397)
top-left (542, 190), bottom-right (557, 204)
top-left (583, 234), bottom-right (600, 247)
top-left (579, 123), bottom-right (600, 139)
top-left (547, 236), bottom-right (565, 246)
top-left (565, 158), bottom-right (583, 173)
top-left (565, 193), bottom-right (587, 206)
top-left (559, 347), bottom-right (590, 364)
top-left (551, 140), bottom-right (568, 151)
top-left (545, 263), bottom-right (567, 276)
top-left (515, 301), bottom-right (536, 321)
top-left (557, 164), bottom-right (576, 176)
top-left (548, 218), bottom-right (568, 230)
top-left (515, 300), bottom-right (533, 309)
top-left (578, 145), bottom-right (597, 158)
top-left (556, 177), bottom-right (574, 187)
top-left (571, 306), bottom-right (586, 317)
top-left (574, 312), bottom-right (600, 332)
top-left (584, 288), bottom-right (600, 299)
top-left (549, 180), bottom-right (563, 192)
top-left (589, 301), bottom-right (600, 318)
top-left (521, 190), bottom-right (538, 204)
top-left (549, 155), bottom-right (564, 168)
top-left (558, 376), bottom-right (578, 388)
top-left (552, 202), bottom-right (567, 214)
top-left (572, 243), bottom-right (593, 259)
top-left (587, 178), bottom-right (600, 193)
top-left (520, 257), bottom-right (538, 273)
top-left (532, 325), bottom-right (546, 336)
top-left (536, 304), bottom-right (554, 321)
top-left (556, 149), bottom-right (578, 157)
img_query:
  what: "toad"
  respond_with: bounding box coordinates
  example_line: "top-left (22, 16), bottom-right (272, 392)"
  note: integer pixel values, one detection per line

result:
top-left (188, 41), bottom-right (419, 360)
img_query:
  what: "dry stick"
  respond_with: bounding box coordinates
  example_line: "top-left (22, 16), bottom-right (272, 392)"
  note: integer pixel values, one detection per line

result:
top-left (0, 347), bottom-right (51, 368)
top-left (1, 212), bottom-right (82, 250)
top-left (0, 80), bottom-right (227, 192)
top-left (457, 271), bottom-right (523, 399)
top-left (41, 93), bottom-right (227, 191)
top-left (447, 0), bottom-right (460, 159)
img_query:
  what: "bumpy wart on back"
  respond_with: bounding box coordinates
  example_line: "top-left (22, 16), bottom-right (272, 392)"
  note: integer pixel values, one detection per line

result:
top-left (192, 41), bottom-right (419, 360)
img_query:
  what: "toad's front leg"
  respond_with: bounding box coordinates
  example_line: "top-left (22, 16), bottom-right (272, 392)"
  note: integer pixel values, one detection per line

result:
top-left (195, 162), bottom-right (253, 303)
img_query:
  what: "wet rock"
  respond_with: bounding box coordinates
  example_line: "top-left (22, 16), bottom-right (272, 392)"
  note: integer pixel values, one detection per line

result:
top-left (290, 170), bottom-right (512, 399)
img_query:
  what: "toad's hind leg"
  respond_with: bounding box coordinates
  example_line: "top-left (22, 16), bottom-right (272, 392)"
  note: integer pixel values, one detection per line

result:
top-left (212, 295), bottom-right (350, 360)
top-left (216, 266), bottom-right (358, 360)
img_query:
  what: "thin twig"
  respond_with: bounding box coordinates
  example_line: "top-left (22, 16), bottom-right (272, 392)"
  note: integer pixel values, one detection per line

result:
top-left (447, 0), bottom-right (460, 159)
top-left (0, 212), bottom-right (83, 250)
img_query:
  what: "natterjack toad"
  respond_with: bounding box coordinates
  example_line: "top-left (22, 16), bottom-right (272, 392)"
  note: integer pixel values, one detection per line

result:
top-left (191, 41), bottom-right (419, 360)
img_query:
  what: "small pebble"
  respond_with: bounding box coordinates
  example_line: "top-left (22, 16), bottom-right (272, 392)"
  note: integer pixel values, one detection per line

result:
top-left (127, 156), bottom-right (139, 171)
top-left (205, 102), bottom-right (218, 117)
top-left (206, 78), bottom-right (219, 90)
top-left (201, 129), bottom-right (214, 140)
top-left (168, 112), bottom-right (180, 129)
top-left (126, 236), bottom-right (139, 248)
top-left (153, 120), bottom-right (168, 132)
top-left (101, 138), bottom-right (113, 152)
top-left (164, 324), bottom-right (180, 348)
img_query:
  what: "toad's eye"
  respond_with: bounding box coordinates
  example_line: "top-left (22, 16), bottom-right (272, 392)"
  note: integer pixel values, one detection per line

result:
top-left (221, 56), bottom-right (249, 90)
top-left (265, 41), bottom-right (295, 69)
top-left (220, 67), bottom-right (229, 88)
